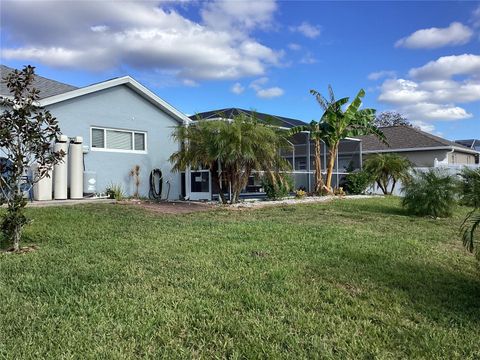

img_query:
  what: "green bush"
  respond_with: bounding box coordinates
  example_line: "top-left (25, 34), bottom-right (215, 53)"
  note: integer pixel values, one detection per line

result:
top-left (262, 174), bottom-right (293, 200)
top-left (105, 183), bottom-right (125, 201)
top-left (344, 170), bottom-right (373, 195)
top-left (402, 169), bottom-right (458, 218)
top-left (458, 167), bottom-right (480, 208)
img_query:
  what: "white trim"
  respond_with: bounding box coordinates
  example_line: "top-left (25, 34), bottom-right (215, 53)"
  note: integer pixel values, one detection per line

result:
top-left (363, 146), bottom-right (479, 155)
top-left (90, 126), bottom-right (148, 154)
top-left (39, 76), bottom-right (191, 125)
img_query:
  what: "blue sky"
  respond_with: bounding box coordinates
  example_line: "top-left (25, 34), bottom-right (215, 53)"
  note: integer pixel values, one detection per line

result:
top-left (1, 1), bottom-right (479, 140)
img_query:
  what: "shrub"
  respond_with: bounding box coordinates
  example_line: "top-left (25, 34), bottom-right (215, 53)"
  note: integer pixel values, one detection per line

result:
top-left (262, 174), bottom-right (293, 200)
top-left (458, 167), bottom-right (480, 208)
top-left (402, 169), bottom-right (458, 218)
top-left (343, 170), bottom-right (373, 195)
top-left (106, 183), bottom-right (125, 201)
top-left (295, 189), bottom-right (306, 199)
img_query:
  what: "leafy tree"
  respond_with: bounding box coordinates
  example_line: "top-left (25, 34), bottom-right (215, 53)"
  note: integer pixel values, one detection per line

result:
top-left (0, 66), bottom-right (64, 251)
top-left (402, 169), bottom-right (457, 218)
top-left (363, 153), bottom-right (412, 195)
top-left (317, 88), bottom-right (385, 192)
top-left (374, 111), bottom-right (412, 128)
top-left (170, 113), bottom-right (291, 204)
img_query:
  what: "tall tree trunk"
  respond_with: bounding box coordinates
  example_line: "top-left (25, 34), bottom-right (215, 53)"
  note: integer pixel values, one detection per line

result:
top-left (325, 145), bottom-right (337, 192)
top-left (314, 139), bottom-right (323, 194)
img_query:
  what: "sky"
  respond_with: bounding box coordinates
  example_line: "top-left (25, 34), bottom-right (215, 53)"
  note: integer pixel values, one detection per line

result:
top-left (1, 0), bottom-right (479, 140)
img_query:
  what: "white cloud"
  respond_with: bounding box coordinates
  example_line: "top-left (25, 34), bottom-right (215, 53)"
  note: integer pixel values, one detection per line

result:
top-left (288, 43), bottom-right (302, 51)
top-left (299, 52), bottom-right (317, 64)
top-left (471, 5), bottom-right (480, 28)
top-left (1, 0), bottom-right (283, 82)
top-left (256, 87), bottom-right (284, 98)
top-left (248, 77), bottom-right (283, 98)
top-left (201, 0), bottom-right (277, 31)
top-left (395, 22), bottom-right (473, 49)
top-left (408, 54), bottom-right (480, 80)
top-left (231, 82), bottom-right (245, 94)
top-left (249, 77), bottom-right (269, 91)
top-left (290, 22), bottom-right (321, 39)
top-left (377, 54), bottom-right (480, 122)
top-left (367, 70), bottom-right (396, 81)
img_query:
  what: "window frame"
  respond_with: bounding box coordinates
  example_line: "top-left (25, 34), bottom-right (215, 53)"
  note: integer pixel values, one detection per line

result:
top-left (90, 126), bottom-right (148, 154)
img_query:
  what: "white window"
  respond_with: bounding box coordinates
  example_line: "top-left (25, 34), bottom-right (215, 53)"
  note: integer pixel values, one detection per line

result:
top-left (90, 127), bottom-right (147, 153)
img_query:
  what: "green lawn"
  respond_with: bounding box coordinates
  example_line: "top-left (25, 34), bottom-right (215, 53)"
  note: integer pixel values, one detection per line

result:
top-left (1, 197), bottom-right (479, 359)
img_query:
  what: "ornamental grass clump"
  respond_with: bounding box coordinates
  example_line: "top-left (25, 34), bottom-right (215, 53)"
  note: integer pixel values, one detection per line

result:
top-left (402, 169), bottom-right (457, 218)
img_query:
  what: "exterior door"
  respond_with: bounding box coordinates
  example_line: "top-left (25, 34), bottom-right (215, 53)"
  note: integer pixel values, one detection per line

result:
top-left (189, 170), bottom-right (211, 200)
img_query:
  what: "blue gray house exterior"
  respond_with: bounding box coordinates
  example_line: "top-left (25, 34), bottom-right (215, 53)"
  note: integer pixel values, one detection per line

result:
top-left (1, 65), bottom-right (190, 199)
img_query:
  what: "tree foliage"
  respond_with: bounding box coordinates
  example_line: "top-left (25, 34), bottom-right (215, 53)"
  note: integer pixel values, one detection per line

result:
top-left (374, 111), bottom-right (413, 128)
top-left (170, 113), bottom-right (291, 204)
top-left (402, 169), bottom-right (457, 218)
top-left (0, 65), bottom-right (64, 251)
top-left (363, 153), bottom-right (412, 195)
top-left (315, 88), bottom-right (386, 191)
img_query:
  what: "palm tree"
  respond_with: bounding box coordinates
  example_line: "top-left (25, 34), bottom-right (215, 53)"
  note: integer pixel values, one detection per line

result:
top-left (319, 88), bottom-right (386, 191)
top-left (170, 113), bottom-right (291, 204)
top-left (288, 121), bottom-right (327, 194)
top-left (461, 209), bottom-right (480, 259)
top-left (363, 153), bottom-right (412, 195)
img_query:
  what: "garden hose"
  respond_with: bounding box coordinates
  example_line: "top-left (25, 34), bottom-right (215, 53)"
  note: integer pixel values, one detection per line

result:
top-left (149, 169), bottom-right (163, 200)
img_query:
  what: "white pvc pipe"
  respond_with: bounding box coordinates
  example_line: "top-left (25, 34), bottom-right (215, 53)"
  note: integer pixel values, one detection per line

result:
top-left (53, 135), bottom-right (69, 200)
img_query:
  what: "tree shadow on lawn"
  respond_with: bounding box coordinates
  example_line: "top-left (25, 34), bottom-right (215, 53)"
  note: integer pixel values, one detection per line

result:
top-left (305, 249), bottom-right (480, 324)
top-left (345, 198), bottom-right (412, 217)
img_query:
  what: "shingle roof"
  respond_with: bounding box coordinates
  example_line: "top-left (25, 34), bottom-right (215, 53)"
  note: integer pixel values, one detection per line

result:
top-left (191, 108), bottom-right (307, 129)
top-left (0, 65), bottom-right (78, 99)
top-left (358, 125), bottom-right (473, 152)
top-left (455, 139), bottom-right (479, 149)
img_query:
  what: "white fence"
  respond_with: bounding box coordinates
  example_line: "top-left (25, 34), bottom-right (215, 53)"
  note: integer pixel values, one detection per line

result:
top-left (367, 163), bottom-right (479, 196)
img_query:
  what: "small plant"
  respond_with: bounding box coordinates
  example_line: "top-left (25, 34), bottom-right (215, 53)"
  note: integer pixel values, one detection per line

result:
top-left (344, 170), bottom-right (373, 195)
top-left (334, 187), bottom-right (345, 197)
top-left (129, 165), bottom-right (141, 198)
top-left (458, 167), bottom-right (480, 208)
top-left (402, 169), bottom-right (458, 218)
top-left (295, 189), bottom-right (307, 199)
top-left (262, 174), bottom-right (293, 200)
top-left (106, 183), bottom-right (125, 201)
top-left (461, 209), bottom-right (480, 260)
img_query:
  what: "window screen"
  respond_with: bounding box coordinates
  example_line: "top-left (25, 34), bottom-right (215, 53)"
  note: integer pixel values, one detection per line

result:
top-left (91, 128), bottom-right (105, 148)
top-left (134, 132), bottom-right (145, 151)
top-left (106, 130), bottom-right (132, 150)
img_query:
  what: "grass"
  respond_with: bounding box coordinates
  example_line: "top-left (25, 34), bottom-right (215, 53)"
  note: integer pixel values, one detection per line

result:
top-left (1, 197), bottom-right (479, 359)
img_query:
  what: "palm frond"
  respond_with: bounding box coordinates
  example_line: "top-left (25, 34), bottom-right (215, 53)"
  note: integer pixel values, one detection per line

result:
top-left (461, 209), bottom-right (480, 254)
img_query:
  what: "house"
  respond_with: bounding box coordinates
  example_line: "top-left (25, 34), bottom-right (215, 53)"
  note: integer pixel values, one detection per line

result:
top-left (357, 125), bottom-right (479, 167)
top-left (1, 65), bottom-right (190, 199)
top-left (455, 139), bottom-right (480, 164)
top-left (190, 108), bottom-right (362, 200)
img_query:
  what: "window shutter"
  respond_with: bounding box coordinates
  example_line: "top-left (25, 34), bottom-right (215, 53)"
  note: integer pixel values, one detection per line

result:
top-left (106, 130), bottom-right (132, 150)
top-left (134, 133), bottom-right (145, 151)
top-left (92, 128), bottom-right (105, 148)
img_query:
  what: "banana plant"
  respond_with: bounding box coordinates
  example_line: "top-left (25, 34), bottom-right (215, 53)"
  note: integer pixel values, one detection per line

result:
top-left (319, 88), bottom-right (386, 192)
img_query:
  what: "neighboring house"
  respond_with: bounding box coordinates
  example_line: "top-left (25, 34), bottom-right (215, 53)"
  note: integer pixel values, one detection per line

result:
top-left (455, 139), bottom-right (480, 164)
top-left (358, 125), bottom-right (478, 167)
top-left (1, 65), bottom-right (190, 199)
top-left (190, 108), bottom-right (362, 200)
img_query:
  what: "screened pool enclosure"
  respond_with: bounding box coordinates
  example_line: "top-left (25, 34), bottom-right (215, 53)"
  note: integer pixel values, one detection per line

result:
top-left (181, 108), bottom-right (362, 201)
